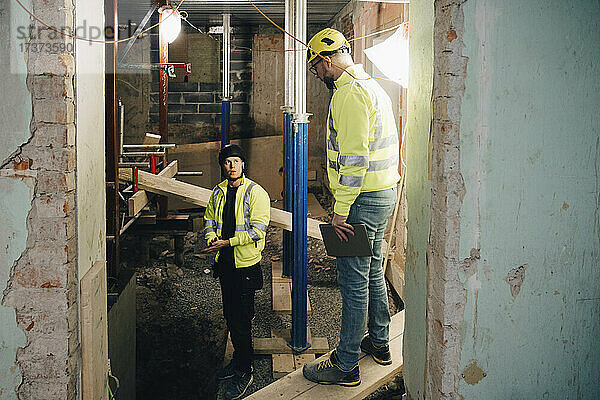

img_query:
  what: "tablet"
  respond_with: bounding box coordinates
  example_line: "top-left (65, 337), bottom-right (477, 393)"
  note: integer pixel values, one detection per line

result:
top-left (319, 223), bottom-right (373, 257)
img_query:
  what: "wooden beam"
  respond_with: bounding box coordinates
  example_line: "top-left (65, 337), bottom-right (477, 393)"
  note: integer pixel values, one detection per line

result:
top-left (159, 159), bottom-right (179, 178)
top-left (118, 169), bottom-right (324, 240)
top-left (143, 132), bottom-right (162, 145)
top-left (246, 310), bottom-right (404, 400)
top-left (127, 190), bottom-right (149, 217)
top-left (273, 353), bottom-right (296, 379)
top-left (254, 337), bottom-right (330, 355)
top-left (273, 353), bottom-right (316, 379)
top-left (81, 261), bottom-right (109, 400)
top-left (273, 281), bottom-right (312, 315)
top-left (124, 160), bottom-right (178, 216)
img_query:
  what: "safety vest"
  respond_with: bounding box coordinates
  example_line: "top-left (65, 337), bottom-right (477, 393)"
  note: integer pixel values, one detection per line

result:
top-left (204, 176), bottom-right (271, 268)
top-left (327, 64), bottom-right (400, 216)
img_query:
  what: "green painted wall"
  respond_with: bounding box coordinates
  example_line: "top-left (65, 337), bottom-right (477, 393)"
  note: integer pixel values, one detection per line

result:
top-left (0, 0), bottom-right (31, 165)
top-left (458, 1), bottom-right (600, 398)
top-left (0, 181), bottom-right (30, 400)
top-left (404, 1), bottom-right (433, 398)
top-left (0, 1), bottom-right (32, 398)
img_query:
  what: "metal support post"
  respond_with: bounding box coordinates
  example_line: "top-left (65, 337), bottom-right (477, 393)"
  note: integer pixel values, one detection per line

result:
top-left (282, 110), bottom-right (293, 278)
top-left (133, 167), bottom-right (139, 192)
top-left (119, 99), bottom-right (124, 162)
top-left (221, 101), bottom-right (231, 146)
top-left (284, 0), bottom-right (295, 109)
top-left (290, 0), bottom-right (310, 352)
top-left (291, 115), bottom-right (310, 352)
top-left (282, 0), bottom-right (295, 278)
top-left (221, 13), bottom-right (231, 181)
top-left (221, 13), bottom-right (231, 148)
top-left (150, 155), bottom-right (156, 174)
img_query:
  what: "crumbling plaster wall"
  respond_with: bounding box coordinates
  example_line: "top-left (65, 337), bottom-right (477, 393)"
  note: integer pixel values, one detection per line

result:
top-left (1, 0), bottom-right (106, 398)
top-left (1, 1), bottom-right (37, 397)
top-left (418, 0), bottom-right (600, 399)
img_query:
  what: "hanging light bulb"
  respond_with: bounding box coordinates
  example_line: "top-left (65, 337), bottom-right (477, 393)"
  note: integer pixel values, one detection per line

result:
top-left (159, 6), bottom-right (181, 44)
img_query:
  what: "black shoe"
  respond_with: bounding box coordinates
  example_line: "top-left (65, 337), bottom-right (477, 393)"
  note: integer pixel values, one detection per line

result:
top-left (302, 350), bottom-right (361, 387)
top-left (360, 335), bottom-right (392, 366)
top-left (216, 361), bottom-right (237, 380)
top-left (222, 370), bottom-right (253, 400)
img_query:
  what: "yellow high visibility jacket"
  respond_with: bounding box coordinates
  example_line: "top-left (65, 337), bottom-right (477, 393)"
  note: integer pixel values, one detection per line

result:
top-left (327, 64), bottom-right (400, 216)
top-left (204, 176), bottom-right (271, 268)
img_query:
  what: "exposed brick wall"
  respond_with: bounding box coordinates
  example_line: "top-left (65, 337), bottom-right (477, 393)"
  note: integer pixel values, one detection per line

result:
top-left (0, 0), bottom-right (80, 398)
top-left (147, 26), bottom-right (254, 144)
top-left (426, 1), bottom-right (469, 399)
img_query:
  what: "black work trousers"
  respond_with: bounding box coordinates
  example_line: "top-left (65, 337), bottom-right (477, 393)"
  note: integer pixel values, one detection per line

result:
top-left (218, 262), bottom-right (262, 374)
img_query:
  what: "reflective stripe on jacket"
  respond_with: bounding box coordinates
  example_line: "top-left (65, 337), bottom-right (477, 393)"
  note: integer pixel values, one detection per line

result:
top-left (203, 176), bottom-right (271, 268)
top-left (327, 64), bottom-right (400, 216)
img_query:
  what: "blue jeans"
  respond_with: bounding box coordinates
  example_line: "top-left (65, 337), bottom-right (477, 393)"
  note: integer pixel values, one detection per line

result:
top-left (335, 187), bottom-right (397, 370)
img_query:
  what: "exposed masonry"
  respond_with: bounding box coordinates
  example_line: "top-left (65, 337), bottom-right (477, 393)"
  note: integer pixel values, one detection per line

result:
top-left (0, 0), bottom-right (80, 398)
top-left (426, 1), bottom-right (469, 399)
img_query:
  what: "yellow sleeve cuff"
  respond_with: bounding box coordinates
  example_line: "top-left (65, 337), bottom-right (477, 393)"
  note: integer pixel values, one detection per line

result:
top-left (333, 201), bottom-right (351, 217)
top-left (205, 232), bottom-right (217, 245)
top-left (228, 236), bottom-right (240, 247)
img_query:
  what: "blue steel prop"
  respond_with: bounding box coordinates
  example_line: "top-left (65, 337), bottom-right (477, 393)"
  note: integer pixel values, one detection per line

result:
top-left (291, 120), bottom-right (310, 352)
top-left (220, 100), bottom-right (231, 181)
top-left (283, 112), bottom-right (293, 278)
top-left (221, 100), bottom-right (231, 147)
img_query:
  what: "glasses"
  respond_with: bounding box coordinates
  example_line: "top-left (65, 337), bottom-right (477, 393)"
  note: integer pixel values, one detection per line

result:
top-left (309, 58), bottom-right (322, 76)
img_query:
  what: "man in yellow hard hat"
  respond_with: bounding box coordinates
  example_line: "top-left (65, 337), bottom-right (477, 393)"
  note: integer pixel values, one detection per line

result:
top-left (302, 28), bottom-right (400, 387)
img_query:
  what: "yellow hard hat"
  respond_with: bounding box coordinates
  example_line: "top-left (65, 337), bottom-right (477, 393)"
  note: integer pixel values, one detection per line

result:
top-left (306, 28), bottom-right (351, 64)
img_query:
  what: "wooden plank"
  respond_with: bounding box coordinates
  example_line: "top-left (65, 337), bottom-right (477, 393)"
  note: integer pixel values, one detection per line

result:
top-left (254, 337), bottom-right (330, 355)
top-left (273, 354), bottom-right (296, 379)
top-left (272, 262), bottom-right (291, 283)
top-left (143, 132), bottom-right (161, 145)
top-left (246, 311), bottom-right (404, 400)
top-left (272, 281), bottom-right (291, 313)
top-left (272, 281), bottom-right (312, 315)
top-left (126, 160), bottom-right (179, 216)
top-left (118, 169), bottom-right (324, 240)
top-left (273, 353), bottom-right (316, 379)
top-left (271, 261), bottom-right (286, 280)
top-left (127, 190), bottom-right (149, 217)
top-left (271, 326), bottom-right (318, 379)
top-left (81, 261), bottom-right (109, 400)
top-left (294, 354), bottom-right (315, 370)
top-left (160, 159), bottom-right (179, 178)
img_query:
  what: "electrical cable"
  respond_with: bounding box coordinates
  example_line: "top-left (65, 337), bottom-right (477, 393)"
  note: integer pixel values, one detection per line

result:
top-left (349, 22), bottom-right (405, 42)
top-left (234, 22), bottom-right (405, 54)
top-left (12, 0), bottom-right (186, 44)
